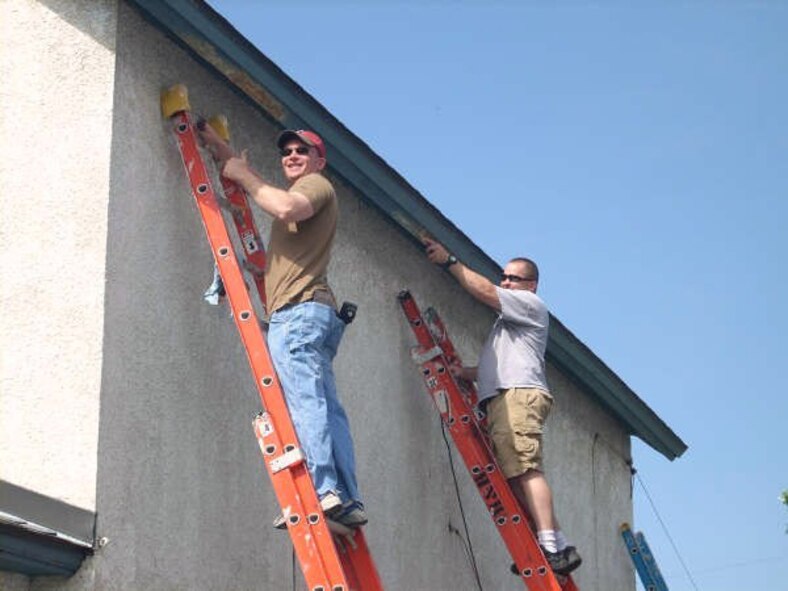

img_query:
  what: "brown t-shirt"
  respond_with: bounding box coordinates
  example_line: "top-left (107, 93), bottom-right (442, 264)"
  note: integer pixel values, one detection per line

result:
top-left (265, 173), bottom-right (337, 314)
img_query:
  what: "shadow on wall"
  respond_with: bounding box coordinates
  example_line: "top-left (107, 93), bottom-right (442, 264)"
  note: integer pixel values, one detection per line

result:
top-left (39, 0), bottom-right (118, 53)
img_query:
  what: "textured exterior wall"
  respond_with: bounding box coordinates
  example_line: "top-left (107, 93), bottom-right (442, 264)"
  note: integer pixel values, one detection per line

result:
top-left (3, 1), bottom-right (635, 590)
top-left (0, 0), bottom-right (117, 510)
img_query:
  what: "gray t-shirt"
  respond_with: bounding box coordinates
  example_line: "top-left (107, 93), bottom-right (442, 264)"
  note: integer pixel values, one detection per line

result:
top-left (477, 287), bottom-right (550, 403)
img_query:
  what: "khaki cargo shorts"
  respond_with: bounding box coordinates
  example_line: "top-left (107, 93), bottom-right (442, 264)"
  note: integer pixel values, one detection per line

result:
top-left (484, 387), bottom-right (552, 478)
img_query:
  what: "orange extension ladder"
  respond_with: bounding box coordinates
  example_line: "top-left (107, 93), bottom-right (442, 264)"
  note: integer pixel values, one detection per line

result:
top-left (162, 84), bottom-right (383, 591)
top-left (398, 290), bottom-right (578, 591)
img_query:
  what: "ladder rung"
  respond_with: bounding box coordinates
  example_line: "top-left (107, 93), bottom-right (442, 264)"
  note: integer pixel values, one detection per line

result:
top-left (410, 345), bottom-right (442, 364)
top-left (270, 447), bottom-right (306, 473)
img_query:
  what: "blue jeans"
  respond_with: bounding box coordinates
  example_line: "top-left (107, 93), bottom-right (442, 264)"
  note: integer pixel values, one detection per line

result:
top-left (267, 301), bottom-right (361, 504)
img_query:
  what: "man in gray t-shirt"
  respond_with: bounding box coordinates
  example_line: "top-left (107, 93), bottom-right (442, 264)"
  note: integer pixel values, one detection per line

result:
top-left (424, 239), bottom-right (581, 577)
top-left (476, 286), bottom-right (550, 404)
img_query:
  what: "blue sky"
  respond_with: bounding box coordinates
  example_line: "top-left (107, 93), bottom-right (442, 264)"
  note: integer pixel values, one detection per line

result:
top-left (208, 2), bottom-right (788, 589)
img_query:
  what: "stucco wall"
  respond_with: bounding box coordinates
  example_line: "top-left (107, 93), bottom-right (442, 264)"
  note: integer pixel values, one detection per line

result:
top-left (4, 1), bottom-right (635, 590)
top-left (0, 0), bottom-right (117, 511)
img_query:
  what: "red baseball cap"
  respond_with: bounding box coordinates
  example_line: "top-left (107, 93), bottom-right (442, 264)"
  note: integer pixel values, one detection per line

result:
top-left (276, 129), bottom-right (326, 159)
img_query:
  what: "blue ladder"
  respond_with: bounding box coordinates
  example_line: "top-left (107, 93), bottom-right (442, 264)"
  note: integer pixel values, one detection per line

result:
top-left (620, 523), bottom-right (669, 591)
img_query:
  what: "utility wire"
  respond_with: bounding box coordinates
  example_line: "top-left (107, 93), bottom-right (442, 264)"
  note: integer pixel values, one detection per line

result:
top-left (292, 547), bottom-right (296, 591)
top-left (441, 419), bottom-right (485, 591)
top-left (635, 471), bottom-right (701, 591)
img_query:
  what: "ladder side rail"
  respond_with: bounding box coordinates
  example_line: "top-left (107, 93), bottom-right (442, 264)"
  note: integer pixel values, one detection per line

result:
top-left (253, 414), bottom-right (348, 589)
top-left (217, 173), bottom-right (268, 308)
top-left (168, 109), bottom-right (349, 591)
top-left (399, 292), bottom-right (565, 591)
top-left (635, 532), bottom-right (669, 591)
top-left (335, 528), bottom-right (384, 591)
top-left (200, 115), bottom-right (268, 310)
top-left (424, 308), bottom-right (486, 428)
top-left (621, 524), bottom-right (658, 591)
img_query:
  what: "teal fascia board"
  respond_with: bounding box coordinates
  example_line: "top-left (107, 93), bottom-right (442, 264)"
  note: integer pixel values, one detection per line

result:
top-left (0, 482), bottom-right (94, 577)
top-left (0, 523), bottom-right (89, 576)
top-left (128, 0), bottom-right (687, 461)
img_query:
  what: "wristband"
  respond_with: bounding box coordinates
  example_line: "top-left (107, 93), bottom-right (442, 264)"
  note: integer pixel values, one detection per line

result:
top-left (440, 254), bottom-right (458, 270)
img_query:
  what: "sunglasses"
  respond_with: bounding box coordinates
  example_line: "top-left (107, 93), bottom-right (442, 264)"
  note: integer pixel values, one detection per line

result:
top-left (280, 146), bottom-right (311, 157)
top-left (501, 273), bottom-right (535, 283)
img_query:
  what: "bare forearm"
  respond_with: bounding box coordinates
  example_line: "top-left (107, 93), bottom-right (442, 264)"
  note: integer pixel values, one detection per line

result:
top-left (424, 238), bottom-right (500, 310)
top-left (449, 263), bottom-right (500, 311)
top-left (227, 164), bottom-right (313, 223)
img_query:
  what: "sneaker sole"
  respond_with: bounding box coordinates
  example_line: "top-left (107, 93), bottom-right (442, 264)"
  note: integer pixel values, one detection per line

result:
top-left (337, 516), bottom-right (368, 528)
top-left (556, 557), bottom-right (582, 576)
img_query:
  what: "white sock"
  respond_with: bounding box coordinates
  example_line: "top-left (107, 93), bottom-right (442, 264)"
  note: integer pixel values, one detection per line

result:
top-left (556, 530), bottom-right (568, 551)
top-left (537, 530), bottom-right (558, 553)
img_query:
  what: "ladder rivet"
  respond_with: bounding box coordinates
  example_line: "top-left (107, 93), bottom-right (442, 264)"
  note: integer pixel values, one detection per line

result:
top-left (485, 463), bottom-right (495, 473)
top-left (261, 376), bottom-right (273, 387)
top-left (332, 586), bottom-right (344, 591)
top-left (537, 566), bottom-right (547, 576)
top-left (217, 246), bottom-right (229, 257)
top-left (496, 516), bottom-right (507, 526)
top-left (448, 417), bottom-right (456, 425)
top-left (461, 415), bottom-right (470, 423)
top-left (176, 123), bottom-right (188, 133)
top-left (239, 310), bottom-right (251, 321)
top-left (264, 445), bottom-right (275, 455)
top-left (313, 586), bottom-right (325, 591)
top-left (512, 515), bottom-right (521, 524)
top-left (288, 515), bottom-right (301, 526)
top-left (523, 568), bottom-right (532, 577)
top-left (422, 367), bottom-right (430, 376)
top-left (197, 183), bottom-right (208, 194)
top-left (307, 513), bottom-right (319, 524)
top-left (437, 365), bottom-right (446, 374)
top-left (471, 466), bottom-right (481, 474)
top-left (284, 444), bottom-right (295, 453)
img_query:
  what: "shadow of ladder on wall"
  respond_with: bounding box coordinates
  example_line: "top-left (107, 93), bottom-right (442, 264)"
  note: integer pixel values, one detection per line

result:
top-left (161, 84), bottom-right (383, 591)
top-left (397, 290), bottom-right (579, 591)
top-left (621, 524), bottom-right (669, 591)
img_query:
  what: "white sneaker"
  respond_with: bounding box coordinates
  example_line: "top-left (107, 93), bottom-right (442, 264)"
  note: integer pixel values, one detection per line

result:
top-left (319, 492), bottom-right (343, 516)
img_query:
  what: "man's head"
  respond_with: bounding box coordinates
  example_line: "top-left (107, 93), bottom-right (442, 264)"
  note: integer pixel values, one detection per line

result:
top-left (276, 129), bottom-right (326, 184)
top-left (501, 257), bottom-right (539, 293)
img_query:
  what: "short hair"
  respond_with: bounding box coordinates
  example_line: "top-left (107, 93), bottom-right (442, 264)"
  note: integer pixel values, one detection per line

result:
top-left (509, 257), bottom-right (539, 282)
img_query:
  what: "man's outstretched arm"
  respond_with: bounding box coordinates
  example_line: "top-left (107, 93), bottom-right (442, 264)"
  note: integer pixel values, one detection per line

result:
top-left (424, 238), bottom-right (501, 312)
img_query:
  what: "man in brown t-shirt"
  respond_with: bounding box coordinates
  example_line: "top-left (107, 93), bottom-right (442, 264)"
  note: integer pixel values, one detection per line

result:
top-left (199, 126), bottom-right (365, 528)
